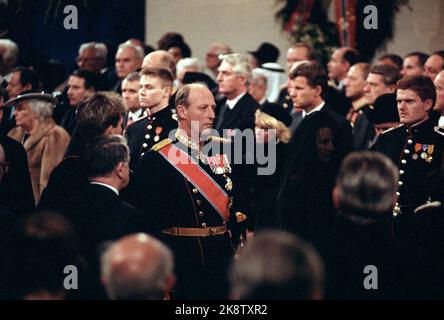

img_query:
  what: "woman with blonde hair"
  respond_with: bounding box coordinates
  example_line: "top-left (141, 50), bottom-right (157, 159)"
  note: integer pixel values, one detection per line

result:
top-left (252, 102), bottom-right (292, 231)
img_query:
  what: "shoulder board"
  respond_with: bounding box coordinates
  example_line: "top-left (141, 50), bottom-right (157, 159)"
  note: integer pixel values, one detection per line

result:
top-left (207, 136), bottom-right (231, 144)
top-left (381, 124), bottom-right (404, 135)
top-left (151, 138), bottom-right (173, 152)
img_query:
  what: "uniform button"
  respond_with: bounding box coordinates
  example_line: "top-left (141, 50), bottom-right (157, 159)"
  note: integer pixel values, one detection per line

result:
top-left (152, 117), bottom-right (156, 121)
top-left (142, 143), bottom-right (148, 149)
top-left (198, 211), bottom-right (204, 217)
top-left (407, 139), bottom-right (413, 144)
top-left (398, 181), bottom-right (403, 186)
top-left (145, 134), bottom-right (150, 139)
top-left (196, 200), bottom-right (202, 205)
top-left (192, 188), bottom-right (198, 194)
top-left (141, 152), bottom-right (145, 157)
top-left (404, 149), bottom-right (410, 154)
top-left (396, 192), bottom-right (400, 196)
top-left (147, 125), bottom-right (152, 130)
top-left (399, 170), bottom-right (404, 175)
top-left (201, 222), bottom-right (207, 228)
top-left (401, 159), bottom-right (407, 164)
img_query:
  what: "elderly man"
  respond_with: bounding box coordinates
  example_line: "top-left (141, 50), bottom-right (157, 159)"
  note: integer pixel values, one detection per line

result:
top-left (113, 42), bottom-right (144, 93)
top-left (215, 53), bottom-right (259, 136)
top-left (327, 47), bottom-right (361, 92)
top-left (0, 39), bottom-right (19, 87)
top-left (205, 42), bottom-right (232, 80)
top-left (101, 233), bottom-right (176, 300)
top-left (132, 83), bottom-right (240, 299)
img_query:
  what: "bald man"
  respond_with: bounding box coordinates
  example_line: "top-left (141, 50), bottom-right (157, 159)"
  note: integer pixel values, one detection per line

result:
top-left (101, 233), bottom-right (176, 300)
top-left (142, 50), bottom-right (176, 76)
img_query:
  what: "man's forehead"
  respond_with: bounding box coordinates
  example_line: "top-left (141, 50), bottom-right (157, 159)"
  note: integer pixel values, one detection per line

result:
top-left (189, 87), bottom-right (214, 103)
top-left (69, 75), bottom-right (85, 85)
top-left (397, 88), bottom-right (419, 98)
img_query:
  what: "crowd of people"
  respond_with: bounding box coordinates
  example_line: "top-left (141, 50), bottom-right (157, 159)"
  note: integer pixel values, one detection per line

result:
top-left (0, 34), bottom-right (444, 300)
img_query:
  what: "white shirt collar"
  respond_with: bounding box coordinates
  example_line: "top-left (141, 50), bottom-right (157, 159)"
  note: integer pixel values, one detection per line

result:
top-left (226, 92), bottom-right (246, 110)
top-left (90, 182), bottom-right (119, 196)
top-left (302, 101), bottom-right (325, 118)
top-left (439, 115), bottom-right (444, 127)
top-left (259, 97), bottom-right (267, 105)
top-left (128, 108), bottom-right (143, 120)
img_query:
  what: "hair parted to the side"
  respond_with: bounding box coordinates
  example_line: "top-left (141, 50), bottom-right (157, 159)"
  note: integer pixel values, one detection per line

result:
top-left (76, 91), bottom-right (126, 138)
top-left (397, 74), bottom-right (436, 107)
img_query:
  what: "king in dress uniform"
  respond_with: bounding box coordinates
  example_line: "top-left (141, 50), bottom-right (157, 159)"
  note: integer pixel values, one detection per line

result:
top-left (131, 83), bottom-right (243, 299)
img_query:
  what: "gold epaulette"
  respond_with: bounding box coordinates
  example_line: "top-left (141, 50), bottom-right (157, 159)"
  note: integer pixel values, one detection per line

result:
top-left (207, 136), bottom-right (231, 144)
top-left (381, 124), bottom-right (404, 135)
top-left (151, 138), bottom-right (173, 151)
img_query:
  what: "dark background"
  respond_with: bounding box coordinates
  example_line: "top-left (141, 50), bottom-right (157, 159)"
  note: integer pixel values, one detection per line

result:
top-left (1, 0), bottom-right (145, 74)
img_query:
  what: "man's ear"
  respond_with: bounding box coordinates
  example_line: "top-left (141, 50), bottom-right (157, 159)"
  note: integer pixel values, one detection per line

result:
top-left (332, 186), bottom-right (341, 210)
top-left (424, 98), bottom-right (433, 113)
top-left (315, 84), bottom-right (322, 97)
top-left (176, 104), bottom-right (187, 120)
top-left (163, 86), bottom-right (172, 99)
top-left (115, 162), bottom-right (126, 179)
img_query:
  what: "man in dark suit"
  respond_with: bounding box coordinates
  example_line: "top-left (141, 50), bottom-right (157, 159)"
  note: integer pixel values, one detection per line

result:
top-left (214, 53), bottom-right (259, 137)
top-left (59, 135), bottom-right (145, 299)
top-left (287, 61), bottom-right (353, 156)
top-left (125, 67), bottom-right (177, 171)
top-left (38, 92), bottom-right (126, 210)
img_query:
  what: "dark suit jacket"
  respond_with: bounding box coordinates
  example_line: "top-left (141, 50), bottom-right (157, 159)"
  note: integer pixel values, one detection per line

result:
top-left (353, 112), bottom-right (376, 150)
top-left (38, 156), bottom-right (89, 210)
top-left (0, 135), bottom-right (35, 215)
top-left (59, 183), bottom-right (146, 299)
top-left (214, 92), bottom-right (259, 134)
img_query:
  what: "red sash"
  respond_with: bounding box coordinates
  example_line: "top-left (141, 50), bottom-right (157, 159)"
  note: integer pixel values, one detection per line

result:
top-left (158, 143), bottom-right (230, 222)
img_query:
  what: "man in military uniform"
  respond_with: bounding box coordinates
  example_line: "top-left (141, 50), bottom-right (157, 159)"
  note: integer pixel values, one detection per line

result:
top-left (373, 75), bottom-right (444, 240)
top-left (132, 83), bottom-right (242, 299)
top-left (125, 67), bottom-right (177, 171)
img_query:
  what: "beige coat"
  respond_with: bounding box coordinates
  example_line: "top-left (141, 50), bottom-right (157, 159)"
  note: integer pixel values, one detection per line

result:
top-left (8, 118), bottom-right (70, 204)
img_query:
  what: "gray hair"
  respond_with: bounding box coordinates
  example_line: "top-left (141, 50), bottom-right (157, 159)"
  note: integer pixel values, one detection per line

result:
top-left (175, 82), bottom-right (209, 108)
top-left (27, 99), bottom-right (53, 119)
top-left (124, 71), bottom-right (140, 82)
top-left (101, 233), bottom-right (174, 300)
top-left (209, 42), bottom-right (232, 55)
top-left (251, 68), bottom-right (268, 86)
top-left (0, 39), bottom-right (19, 69)
top-left (79, 42), bottom-right (108, 60)
top-left (176, 57), bottom-right (203, 76)
top-left (229, 230), bottom-right (324, 300)
top-left (118, 42), bottom-right (144, 60)
top-left (336, 151), bottom-right (399, 214)
top-left (221, 53), bottom-right (252, 84)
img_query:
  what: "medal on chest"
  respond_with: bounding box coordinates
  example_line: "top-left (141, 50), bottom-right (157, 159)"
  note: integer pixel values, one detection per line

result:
top-left (207, 154), bottom-right (233, 191)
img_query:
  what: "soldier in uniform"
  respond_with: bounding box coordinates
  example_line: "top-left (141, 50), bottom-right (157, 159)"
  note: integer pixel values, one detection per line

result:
top-left (373, 75), bottom-right (444, 241)
top-left (125, 67), bottom-right (177, 171)
top-left (131, 83), bottom-right (243, 299)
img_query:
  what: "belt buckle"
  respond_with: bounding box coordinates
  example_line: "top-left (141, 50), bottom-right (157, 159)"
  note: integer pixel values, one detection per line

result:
top-left (209, 227), bottom-right (218, 236)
